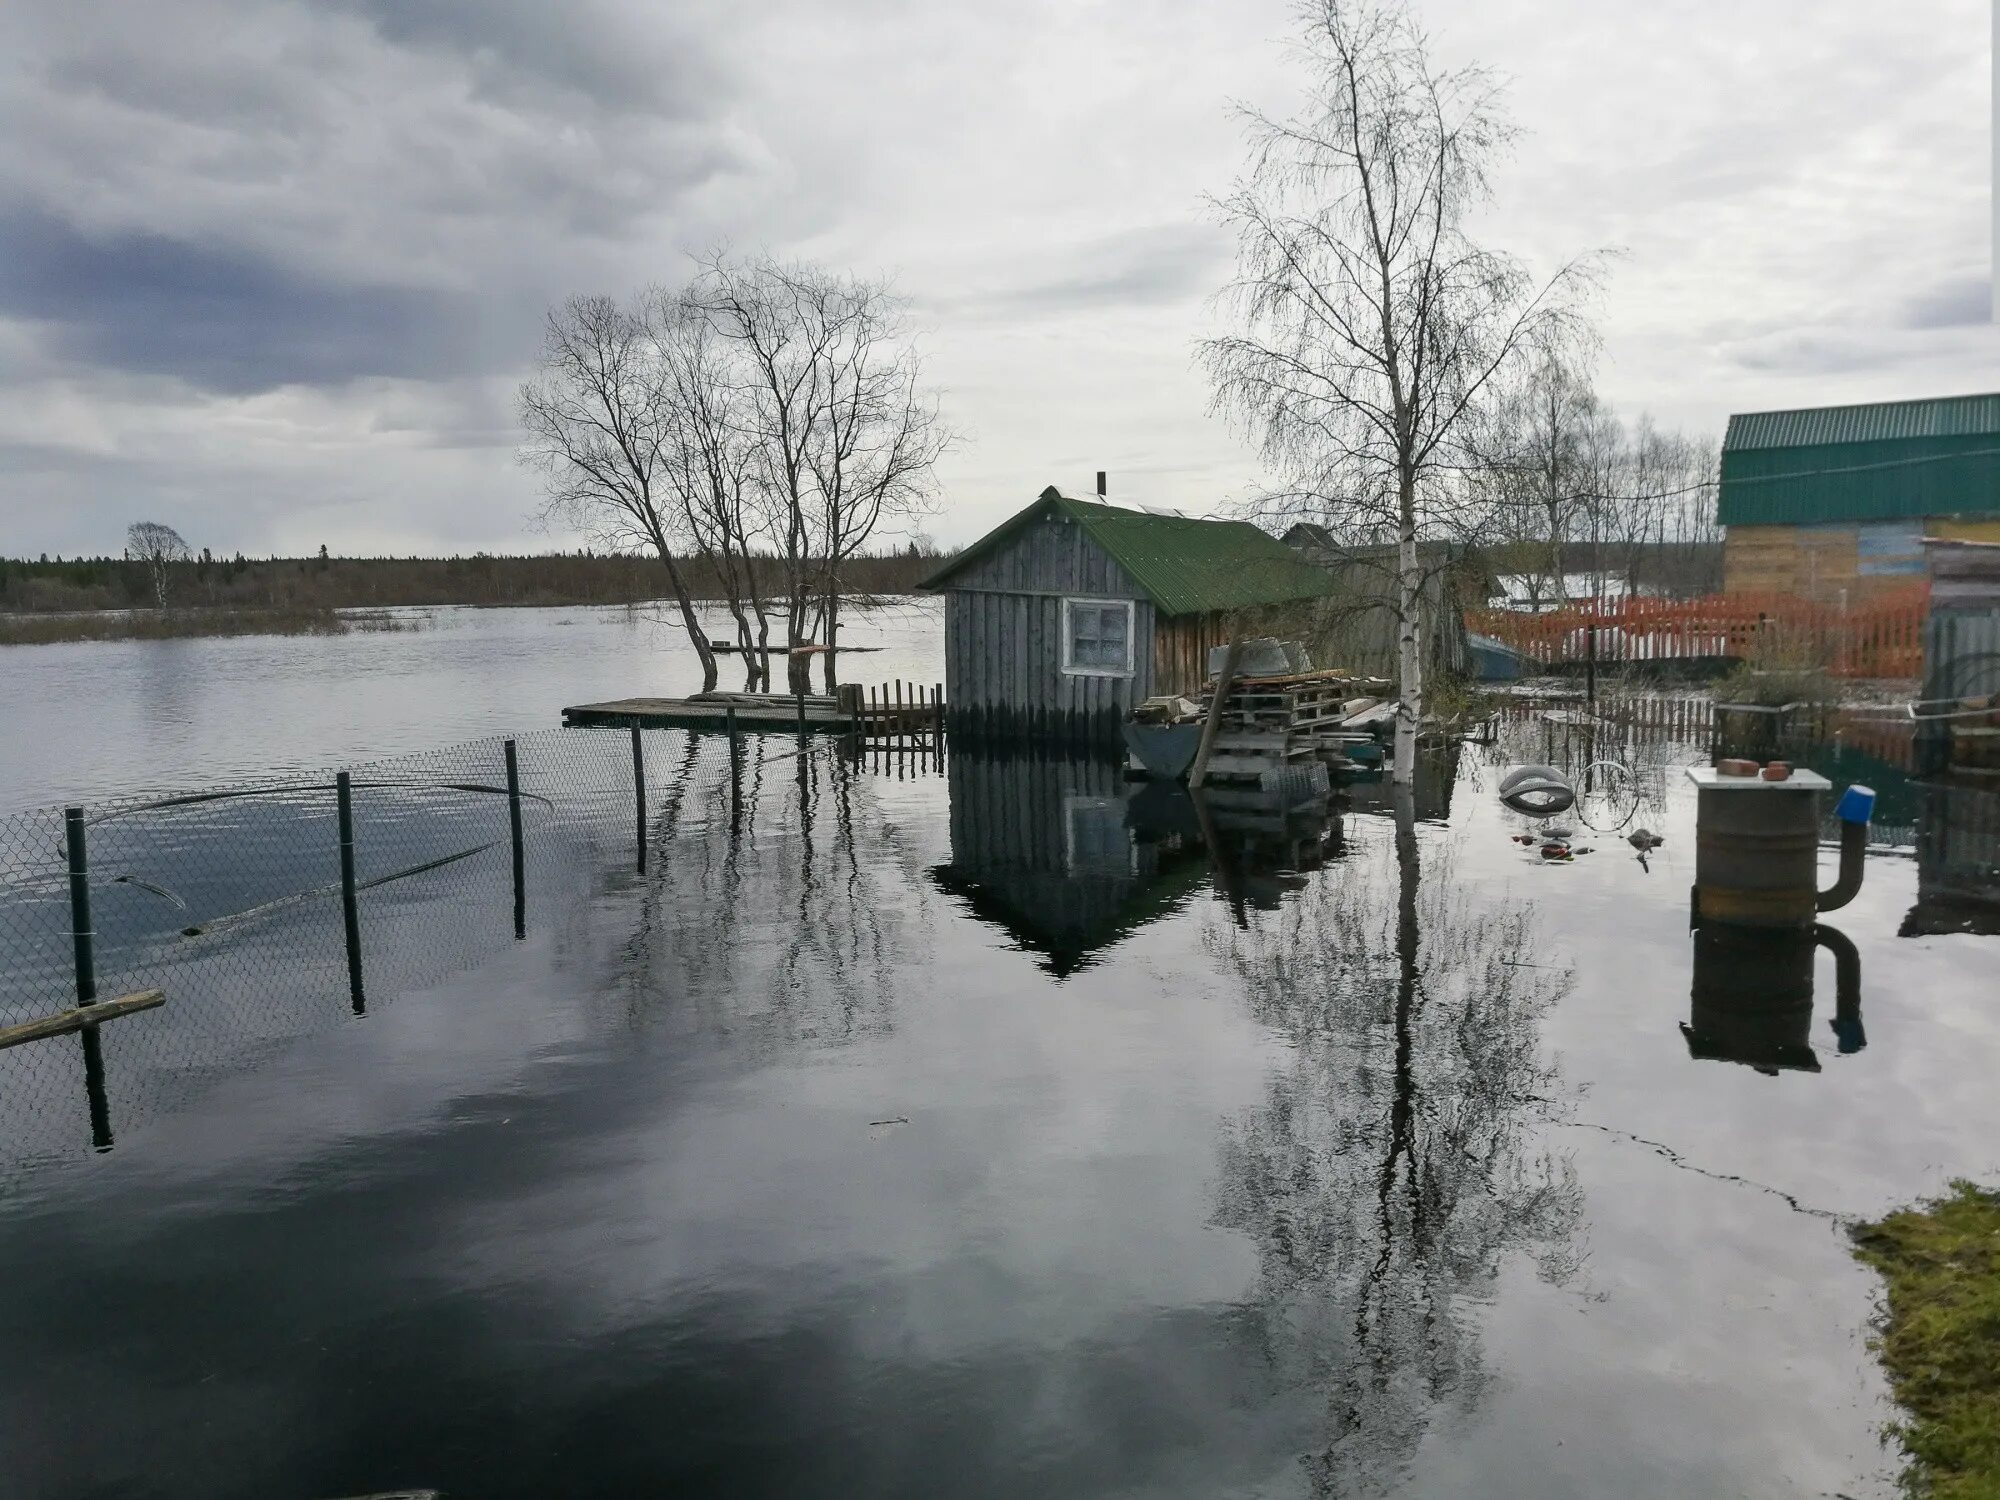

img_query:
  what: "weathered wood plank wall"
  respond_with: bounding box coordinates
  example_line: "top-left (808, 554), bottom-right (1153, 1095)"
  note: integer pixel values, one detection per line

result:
top-left (943, 515), bottom-right (1167, 745)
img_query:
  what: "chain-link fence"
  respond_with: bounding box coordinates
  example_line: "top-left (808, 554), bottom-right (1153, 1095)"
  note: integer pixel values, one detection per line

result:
top-left (0, 725), bottom-right (756, 1184)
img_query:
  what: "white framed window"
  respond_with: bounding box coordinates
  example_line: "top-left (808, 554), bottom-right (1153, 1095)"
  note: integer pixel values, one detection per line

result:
top-left (1061, 596), bottom-right (1135, 677)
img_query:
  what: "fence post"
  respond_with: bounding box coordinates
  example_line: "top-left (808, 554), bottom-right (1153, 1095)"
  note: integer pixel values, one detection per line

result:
top-left (65, 807), bottom-right (113, 1150)
top-left (504, 739), bottom-right (525, 940)
top-left (894, 679), bottom-right (905, 749)
top-left (64, 808), bottom-right (95, 1007)
top-left (336, 773), bottom-right (365, 1013)
top-left (796, 685), bottom-right (807, 742)
top-left (1585, 624), bottom-right (1597, 710)
top-left (933, 682), bottom-right (944, 770)
top-left (630, 722), bottom-right (647, 876)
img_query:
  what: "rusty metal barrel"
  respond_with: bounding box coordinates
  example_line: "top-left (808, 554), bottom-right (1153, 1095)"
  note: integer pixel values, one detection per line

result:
top-left (1686, 766), bottom-right (1832, 929)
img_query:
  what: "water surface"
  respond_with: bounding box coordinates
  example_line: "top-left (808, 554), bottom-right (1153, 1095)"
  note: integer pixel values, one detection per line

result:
top-left (1, 618), bottom-right (1997, 1497)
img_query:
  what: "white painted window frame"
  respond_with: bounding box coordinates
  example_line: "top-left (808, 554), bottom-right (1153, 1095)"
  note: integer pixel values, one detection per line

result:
top-left (1060, 596), bottom-right (1136, 678)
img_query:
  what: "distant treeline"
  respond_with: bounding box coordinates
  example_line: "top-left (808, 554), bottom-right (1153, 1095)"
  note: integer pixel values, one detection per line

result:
top-left (0, 547), bottom-right (955, 615)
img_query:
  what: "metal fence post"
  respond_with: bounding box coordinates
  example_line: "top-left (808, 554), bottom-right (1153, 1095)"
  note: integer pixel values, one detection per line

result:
top-left (504, 739), bottom-right (525, 940)
top-left (336, 772), bottom-right (365, 1013)
top-left (630, 722), bottom-right (647, 875)
top-left (64, 808), bottom-right (95, 1007)
top-left (65, 807), bottom-right (114, 1148)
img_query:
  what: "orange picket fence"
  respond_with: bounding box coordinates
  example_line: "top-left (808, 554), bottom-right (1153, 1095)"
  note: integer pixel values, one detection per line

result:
top-left (1465, 586), bottom-right (1928, 679)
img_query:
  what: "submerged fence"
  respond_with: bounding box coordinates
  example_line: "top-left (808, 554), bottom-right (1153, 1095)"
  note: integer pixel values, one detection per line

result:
top-left (0, 727), bottom-right (762, 1179)
top-left (1466, 588), bottom-right (1928, 678)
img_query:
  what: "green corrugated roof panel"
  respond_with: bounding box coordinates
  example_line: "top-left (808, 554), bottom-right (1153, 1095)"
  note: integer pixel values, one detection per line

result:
top-left (920, 486), bottom-right (1338, 616)
top-left (1717, 392), bottom-right (2000, 527)
top-left (1724, 392), bottom-right (2000, 451)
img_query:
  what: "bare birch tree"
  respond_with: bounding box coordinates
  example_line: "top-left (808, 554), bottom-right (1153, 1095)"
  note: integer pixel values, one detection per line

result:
top-left (1205, 0), bottom-right (1599, 782)
top-left (125, 521), bottom-right (190, 608)
top-left (690, 255), bottom-right (949, 693)
top-left (520, 294), bottom-right (720, 691)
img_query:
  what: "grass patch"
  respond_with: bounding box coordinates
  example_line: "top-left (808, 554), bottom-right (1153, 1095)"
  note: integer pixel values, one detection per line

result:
top-left (0, 606), bottom-right (409, 646)
top-left (1851, 1182), bottom-right (2000, 1499)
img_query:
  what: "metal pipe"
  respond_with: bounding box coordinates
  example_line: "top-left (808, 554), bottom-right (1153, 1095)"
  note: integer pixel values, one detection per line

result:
top-left (1817, 784), bottom-right (1875, 913)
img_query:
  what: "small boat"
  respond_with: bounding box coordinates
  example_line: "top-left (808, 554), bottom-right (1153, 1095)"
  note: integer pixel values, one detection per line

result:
top-left (1467, 631), bottom-right (1533, 683)
top-left (1122, 720), bottom-right (1204, 780)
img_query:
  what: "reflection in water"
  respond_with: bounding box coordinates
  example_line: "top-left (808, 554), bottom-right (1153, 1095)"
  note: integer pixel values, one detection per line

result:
top-left (1682, 923), bottom-right (1865, 1074)
top-left (617, 737), bottom-right (919, 1047)
top-left (1902, 778), bottom-right (2000, 937)
top-left (929, 751), bottom-right (1342, 975)
top-left (1207, 783), bottom-right (1582, 1496)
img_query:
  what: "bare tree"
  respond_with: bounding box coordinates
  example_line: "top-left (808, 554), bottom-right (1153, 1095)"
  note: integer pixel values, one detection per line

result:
top-left (1205, 0), bottom-right (1599, 782)
top-left (690, 254), bottom-right (950, 694)
top-left (1483, 341), bottom-right (1607, 607)
top-left (124, 521), bottom-right (191, 609)
top-left (651, 291), bottom-right (778, 688)
top-left (520, 295), bottom-right (720, 691)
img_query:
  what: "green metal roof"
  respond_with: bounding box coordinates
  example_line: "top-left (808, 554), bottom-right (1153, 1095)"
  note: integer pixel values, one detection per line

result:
top-left (1724, 392), bottom-right (2000, 451)
top-left (1717, 392), bottom-right (2000, 527)
top-left (920, 487), bottom-right (1338, 616)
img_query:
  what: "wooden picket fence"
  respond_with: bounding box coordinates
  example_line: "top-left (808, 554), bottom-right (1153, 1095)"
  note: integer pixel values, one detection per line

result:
top-left (1465, 586), bottom-right (1928, 679)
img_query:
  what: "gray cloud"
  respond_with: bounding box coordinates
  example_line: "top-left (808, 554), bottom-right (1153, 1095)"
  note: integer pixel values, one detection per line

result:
top-left (1902, 274), bottom-right (1992, 331)
top-left (0, 208), bottom-right (497, 393)
top-left (0, 0), bottom-right (1991, 556)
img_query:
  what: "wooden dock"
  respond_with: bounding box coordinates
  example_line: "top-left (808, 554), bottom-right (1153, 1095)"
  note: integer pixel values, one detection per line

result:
top-left (564, 681), bottom-right (945, 741)
top-left (562, 696), bottom-right (854, 733)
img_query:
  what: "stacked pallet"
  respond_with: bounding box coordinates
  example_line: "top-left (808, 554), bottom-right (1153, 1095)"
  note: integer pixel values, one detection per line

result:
top-left (1193, 668), bottom-right (1394, 783)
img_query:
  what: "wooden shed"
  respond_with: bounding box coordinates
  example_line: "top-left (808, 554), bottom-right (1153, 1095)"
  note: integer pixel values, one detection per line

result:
top-left (922, 486), bottom-right (1336, 745)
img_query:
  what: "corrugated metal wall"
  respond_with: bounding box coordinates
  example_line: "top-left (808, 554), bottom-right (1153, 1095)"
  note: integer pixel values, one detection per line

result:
top-left (1718, 433), bottom-right (2000, 527)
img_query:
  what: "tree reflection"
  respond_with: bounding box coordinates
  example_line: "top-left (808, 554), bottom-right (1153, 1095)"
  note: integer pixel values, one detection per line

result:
top-left (615, 740), bottom-right (914, 1046)
top-left (1208, 786), bottom-right (1581, 1494)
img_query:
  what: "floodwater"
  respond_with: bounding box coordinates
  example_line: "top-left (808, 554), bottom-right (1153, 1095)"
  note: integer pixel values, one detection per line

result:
top-left (0, 600), bottom-right (946, 813)
top-left (2, 615), bottom-right (1998, 1499)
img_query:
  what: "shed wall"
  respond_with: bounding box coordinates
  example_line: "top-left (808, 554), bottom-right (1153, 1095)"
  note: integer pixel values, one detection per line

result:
top-left (946, 588), bottom-right (1160, 743)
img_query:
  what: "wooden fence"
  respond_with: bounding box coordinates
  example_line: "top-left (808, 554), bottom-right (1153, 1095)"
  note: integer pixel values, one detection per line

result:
top-left (1465, 587), bottom-right (1927, 678)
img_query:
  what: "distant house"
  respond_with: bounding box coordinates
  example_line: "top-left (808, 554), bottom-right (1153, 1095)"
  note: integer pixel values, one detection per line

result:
top-left (921, 486), bottom-right (1336, 744)
top-left (1720, 392), bottom-right (2000, 604)
top-left (1279, 525), bottom-right (1476, 679)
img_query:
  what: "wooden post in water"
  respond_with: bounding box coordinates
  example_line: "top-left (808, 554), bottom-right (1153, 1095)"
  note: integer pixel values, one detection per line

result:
top-left (503, 739), bottom-right (525, 940)
top-left (64, 807), bottom-right (113, 1149)
top-left (1189, 637), bottom-right (1243, 791)
top-left (933, 683), bottom-right (944, 770)
top-left (630, 722), bottom-right (647, 875)
top-left (894, 679), bottom-right (905, 751)
top-left (336, 773), bottom-right (365, 1013)
top-left (795, 684), bottom-right (807, 742)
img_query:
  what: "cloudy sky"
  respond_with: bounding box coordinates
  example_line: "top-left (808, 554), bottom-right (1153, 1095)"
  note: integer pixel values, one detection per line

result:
top-left (0, 0), bottom-right (1991, 558)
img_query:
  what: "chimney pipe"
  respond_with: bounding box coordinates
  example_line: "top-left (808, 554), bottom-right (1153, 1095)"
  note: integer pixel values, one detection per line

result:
top-left (1095, 470), bottom-right (1106, 499)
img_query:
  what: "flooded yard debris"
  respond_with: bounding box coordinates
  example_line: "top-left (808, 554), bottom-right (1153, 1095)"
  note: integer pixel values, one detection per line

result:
top-left (1125, 651), bottom-right (1397, 784)
top-left (1627, 828), bottom-right (1665, 851)
top-left (1129, 694), bottom-right (1201, 725)
top-left (1497, 763), bottom-right (1576, 817)
top-left (1850, 1182), bottom-right (2000, 1500)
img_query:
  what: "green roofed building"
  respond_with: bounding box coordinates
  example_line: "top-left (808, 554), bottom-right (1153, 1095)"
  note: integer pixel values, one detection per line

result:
top-left (1719, 392), bottom-right (2000, 603)
top-left (920, 484), bottom-right (1336, 744)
